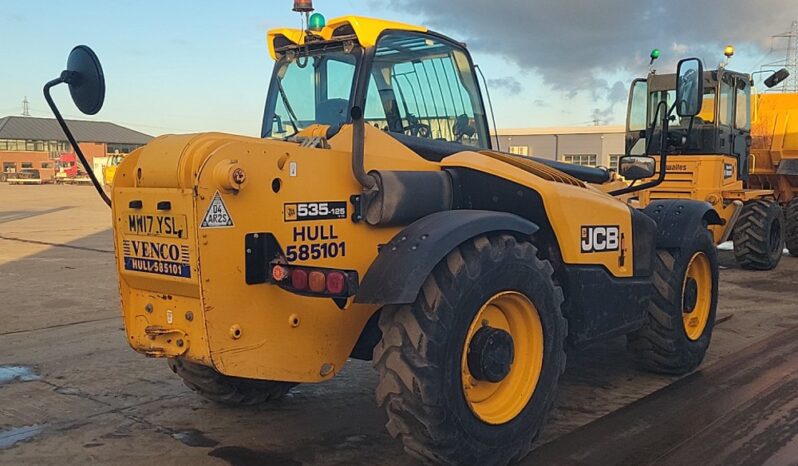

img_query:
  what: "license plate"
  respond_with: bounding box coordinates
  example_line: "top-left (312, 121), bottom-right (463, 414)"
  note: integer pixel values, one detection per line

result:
top-left (126, 213), bottom-right (187, 239)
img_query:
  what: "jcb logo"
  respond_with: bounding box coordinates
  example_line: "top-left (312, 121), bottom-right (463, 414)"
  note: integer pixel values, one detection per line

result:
top-left (581, 226), bottom-right (620, 253)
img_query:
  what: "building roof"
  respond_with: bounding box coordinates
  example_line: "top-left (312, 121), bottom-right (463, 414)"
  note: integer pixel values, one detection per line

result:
top-left (0, 116), bottom-right (152, 145)
top-left (494, 125), bottom-right (626, 136)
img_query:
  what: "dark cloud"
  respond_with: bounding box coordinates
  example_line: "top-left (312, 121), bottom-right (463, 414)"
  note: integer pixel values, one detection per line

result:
top-left (388, 0), bottom-right (797, 88)
top-left (487, 76), bottom-right (523, 96)
top-left (386, 0), bottom-right (797, 123)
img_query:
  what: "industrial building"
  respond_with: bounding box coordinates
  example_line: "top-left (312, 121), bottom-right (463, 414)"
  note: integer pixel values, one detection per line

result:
top-left (494, 126), bottom-right (626, 170)
top-left (0, 116), bottom-right (151, 182)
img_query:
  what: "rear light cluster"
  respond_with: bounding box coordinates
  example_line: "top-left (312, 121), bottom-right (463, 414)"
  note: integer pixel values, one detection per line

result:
top-left (271, 264), bottom-right (357, 297)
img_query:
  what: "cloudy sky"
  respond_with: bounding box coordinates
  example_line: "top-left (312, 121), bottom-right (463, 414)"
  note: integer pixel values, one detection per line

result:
top-left (1, 0), bottom-right (796, 136)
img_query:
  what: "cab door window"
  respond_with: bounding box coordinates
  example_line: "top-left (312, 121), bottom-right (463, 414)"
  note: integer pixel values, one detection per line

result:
top-left (735, 78), bottom-right (751, 130)
top-left (719, 75), bottom-right (735, 126)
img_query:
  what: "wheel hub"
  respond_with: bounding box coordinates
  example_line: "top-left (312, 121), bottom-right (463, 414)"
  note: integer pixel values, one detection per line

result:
top-left (467, 326), bottom-right (515, 383)
top-left (683, 277), bottom-right (698, 314)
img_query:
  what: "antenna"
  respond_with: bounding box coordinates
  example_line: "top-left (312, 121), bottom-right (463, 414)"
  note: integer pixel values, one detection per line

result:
top-left (22, 96), bottom-right (31, 116)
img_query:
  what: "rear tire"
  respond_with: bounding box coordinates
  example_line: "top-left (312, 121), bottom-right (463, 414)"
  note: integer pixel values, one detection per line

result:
top-left (733, 199), bottom-right (785, 270)
top-left (785, 198), bottom-right (798, 257)
top-left (373, 234), bottom-right (566, 465)
top-left (628, 227), bottom-right (718, 374)
top-left (168, 359), bottom-right (296, 406)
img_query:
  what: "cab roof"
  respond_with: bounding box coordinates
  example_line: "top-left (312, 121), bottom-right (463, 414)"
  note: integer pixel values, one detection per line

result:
top-left (267, 15), bottom-right (428, 60)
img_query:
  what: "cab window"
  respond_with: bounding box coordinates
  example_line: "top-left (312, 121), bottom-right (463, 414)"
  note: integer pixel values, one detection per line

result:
top-left (364, 32), bottom-right (488, 147)
top-left (627, 80), bottom-right (647, 132)
top-left (649, 88), bottom-right (716, 125)
top-left (719, 75), bottom-right (735, 126)
top-left (266, 48), bottom-right (359, 138)
top-left (735, 79), bottom-right (750, 130)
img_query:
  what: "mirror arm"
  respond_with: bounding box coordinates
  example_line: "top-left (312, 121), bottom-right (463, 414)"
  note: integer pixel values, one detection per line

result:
top-left (610, 100), bottom-right (671, 196)
top-left (43, 79), bottom-right (112, 208)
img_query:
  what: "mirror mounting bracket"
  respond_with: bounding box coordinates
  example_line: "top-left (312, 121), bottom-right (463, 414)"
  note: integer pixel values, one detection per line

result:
top-left (43, 45), bottom-right (111, 207)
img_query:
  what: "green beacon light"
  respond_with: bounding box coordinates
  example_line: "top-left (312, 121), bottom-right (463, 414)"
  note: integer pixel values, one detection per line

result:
top-left (650, 48), bottom-right (661, 61)
top-left (309, 13), bottom-right (326, 32)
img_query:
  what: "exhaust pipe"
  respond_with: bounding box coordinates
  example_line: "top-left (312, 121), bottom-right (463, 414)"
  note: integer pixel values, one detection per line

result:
top-left (350, 106), bottom-right (377, 190)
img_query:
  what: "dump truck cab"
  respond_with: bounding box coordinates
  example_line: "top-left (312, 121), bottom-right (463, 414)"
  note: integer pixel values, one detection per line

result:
top-left (45, 10), bottom-right (723, 465)
top-left (627, 67), bottom-right (753, 178)
top-left (625, 58), bottom-right (789, 270)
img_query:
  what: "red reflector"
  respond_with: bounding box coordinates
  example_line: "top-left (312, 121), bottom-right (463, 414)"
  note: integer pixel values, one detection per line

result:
top-left (291, 269), bottom-right (309, 290)
top-left (272, 265), bottom-right (289, 282)
top-left (326, 271), bottom-right (346, 295)
top-left (308, 271), bottom-right (326, 292)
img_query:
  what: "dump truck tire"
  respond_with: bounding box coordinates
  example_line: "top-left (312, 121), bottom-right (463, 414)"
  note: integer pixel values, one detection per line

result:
top-left (732, 199), bottom-right (785, 270)
top-left (373, 234), bottom-right (566, 465)
top-left (628, 228), bottom-right (718, 374)
top-left (785, 198), bottom-right (798, 257)
top-left (168, 359), bottom-right (296, 405)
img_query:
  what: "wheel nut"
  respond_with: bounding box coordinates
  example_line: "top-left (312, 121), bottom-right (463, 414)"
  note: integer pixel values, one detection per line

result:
top-left (145, 304), bottom-right (153, 314)
top-left (185, 311), bottom-right (194, 322)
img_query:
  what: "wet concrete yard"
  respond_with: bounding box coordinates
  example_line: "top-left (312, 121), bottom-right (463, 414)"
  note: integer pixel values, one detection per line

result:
top-left (1, 184), bottom-right (797, 465)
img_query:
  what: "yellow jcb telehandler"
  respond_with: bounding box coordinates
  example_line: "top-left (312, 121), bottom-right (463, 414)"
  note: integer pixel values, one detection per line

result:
top-left (625, 48), bottom-right (794, 270)
top-left (44, 4), bottom-right (723, 464)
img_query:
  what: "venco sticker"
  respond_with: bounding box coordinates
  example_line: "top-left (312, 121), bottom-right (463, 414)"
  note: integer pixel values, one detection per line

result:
top-left (123, 239), bottom-right (191, 278)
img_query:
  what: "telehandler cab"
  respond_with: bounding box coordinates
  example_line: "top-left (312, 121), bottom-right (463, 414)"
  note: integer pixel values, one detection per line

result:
top-left (45, 4), bottom-right (721, 464)
top-left (626, 48), bottom-right (794, 270)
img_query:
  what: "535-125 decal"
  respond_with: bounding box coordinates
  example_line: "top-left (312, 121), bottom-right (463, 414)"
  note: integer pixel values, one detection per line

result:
top-left (284, 202), bottom-right (347, 222)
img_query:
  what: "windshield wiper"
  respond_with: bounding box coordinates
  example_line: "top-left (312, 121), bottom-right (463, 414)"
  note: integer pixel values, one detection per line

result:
top-left (277, 80), bottom-right (301, 138)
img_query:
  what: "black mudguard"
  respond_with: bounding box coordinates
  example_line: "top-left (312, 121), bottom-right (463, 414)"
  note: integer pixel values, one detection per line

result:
top-left (643, 200), bottom-right (723, 249)
top-left (355, 210), bottom-right (539, 305)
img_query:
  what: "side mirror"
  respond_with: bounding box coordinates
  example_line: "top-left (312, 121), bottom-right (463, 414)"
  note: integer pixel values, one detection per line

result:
top-left (65, 45), bottom-right (106, 115)
top-left (619, 155), bottom-right (656, 180)
top-left (764, 68), bottom-right (790, 89)
top-left (675, 58), bottom-right (703, 117)
top-left (43, 45), bottom-right (110, 207)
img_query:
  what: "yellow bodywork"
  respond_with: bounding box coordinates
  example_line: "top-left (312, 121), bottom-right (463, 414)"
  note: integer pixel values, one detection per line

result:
top-left (268, 16), bottom-right (427, 60)
top-left (113, 124), bottom-right (636, 383)
top-left (749, 92), bottom-right (798, 202)
top-left (637, 155), bottom-right (771, 243)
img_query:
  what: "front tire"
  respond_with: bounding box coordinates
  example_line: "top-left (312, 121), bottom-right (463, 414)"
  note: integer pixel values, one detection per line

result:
top-left (733, 199), bottom-right (785, 270)
top-left (168, 359), bottom-right (296, 406)
top-left (373, 234), bottom-right (566, 465)
top-left (628, 227), bottom-right (718, 374)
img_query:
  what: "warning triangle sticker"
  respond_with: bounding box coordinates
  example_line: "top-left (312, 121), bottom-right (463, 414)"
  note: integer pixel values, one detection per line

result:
top-left (201, 191), bottom-right (234, 228)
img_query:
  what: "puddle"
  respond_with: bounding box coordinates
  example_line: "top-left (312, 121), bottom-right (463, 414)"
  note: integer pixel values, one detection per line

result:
top-left (208, 446), bottom-right (301, 466)
top-left (0, 366), bottom-right (40, 385)
top-left (172, 429), bottom-right (219, 448)
top-left (0, 425), bottom-right (45, 450)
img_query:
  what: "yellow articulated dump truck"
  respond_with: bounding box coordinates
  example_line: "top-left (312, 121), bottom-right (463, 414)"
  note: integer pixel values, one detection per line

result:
top-left (748, 89), bottom-right (798, 256)
top-left (626, 48), bottom-right (795, 270)
top-left (44, 4), bottom-right (724, 464)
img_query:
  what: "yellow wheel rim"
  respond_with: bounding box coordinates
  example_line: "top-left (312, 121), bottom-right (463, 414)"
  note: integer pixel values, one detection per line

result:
top-left (461, 291), bottom-right (544, 425)
top-left (682, 252), bottom-right (712, 341)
